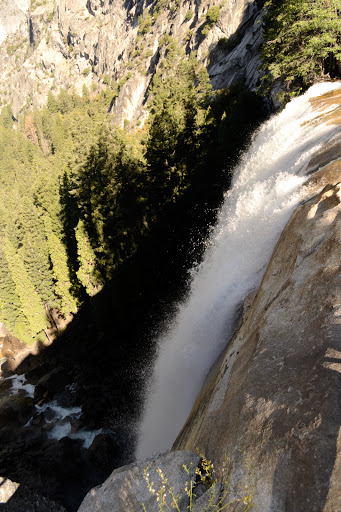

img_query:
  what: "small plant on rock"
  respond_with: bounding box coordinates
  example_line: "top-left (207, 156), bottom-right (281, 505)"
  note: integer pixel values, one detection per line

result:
top-left (142, 454), bottom-right (255, 511)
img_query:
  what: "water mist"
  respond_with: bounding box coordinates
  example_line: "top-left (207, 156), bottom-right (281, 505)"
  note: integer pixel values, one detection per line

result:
top-left (136, 82), bottom-right (341, 460)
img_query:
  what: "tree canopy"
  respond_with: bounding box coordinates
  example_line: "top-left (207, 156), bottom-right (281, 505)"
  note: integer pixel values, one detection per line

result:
top-left (262, 0), bottom-right (341, 92)
top-left (0, 44), bottom-right (263, 344)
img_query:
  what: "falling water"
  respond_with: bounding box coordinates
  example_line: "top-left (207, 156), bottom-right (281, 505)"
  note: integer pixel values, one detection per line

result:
top-left (136, 81), bottom-right (341, 460)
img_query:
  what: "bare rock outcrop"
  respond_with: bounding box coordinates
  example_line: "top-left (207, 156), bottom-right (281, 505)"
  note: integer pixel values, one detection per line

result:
top-left (78, 450), bottom-right (201, 512)
top-left (0, 476), bottom-right (67, 511)
top-left (173, 165), bottom-right (341, 512)
top-left (0, 0), bottom-right (30, 44)
top-left (0, 0), bottom-right (262, 121)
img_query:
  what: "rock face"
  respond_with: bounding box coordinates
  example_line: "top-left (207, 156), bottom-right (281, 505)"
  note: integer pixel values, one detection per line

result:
top-left (0, 476), bottom-right (67, 512)
top-left (0, 0), bottom-right (30, 44)
top-left (173, 164), bottom-right (341, 511)
top-left (78, 450), bottom-right (202, 512)
top-left (0, 0), bottom-right (263, 121)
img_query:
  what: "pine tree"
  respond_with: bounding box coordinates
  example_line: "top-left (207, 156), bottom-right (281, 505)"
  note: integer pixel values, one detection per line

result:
top-left (146, 40), bottom-right (211, 210)
top-left (14, 198), bottom-right (55, 303)
top-left (44, 215), bottom-right (78, 314)
top-left (0, 241), bottom-right (31, 340)
top-left (0, 104), bottom-right (14, 128)
top-left (262, 0), bottom-right (341, 92)
top-left (4, 238), bottom-right (47, 341)
top-left (47, 90), bottom-right (58, 113)
top-left (75, 219), bottom-right (103, 297)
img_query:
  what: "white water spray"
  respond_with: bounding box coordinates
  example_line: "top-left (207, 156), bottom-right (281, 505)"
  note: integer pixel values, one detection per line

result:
top-left (137, 82), bottom-right (341, 460)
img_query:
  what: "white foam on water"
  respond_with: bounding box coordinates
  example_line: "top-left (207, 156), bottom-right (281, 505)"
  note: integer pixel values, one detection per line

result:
top-left (36, 400), bottom-right (101, 448)
top-left (69, 428), bottom-right (103, 449)
top-left (2, 374), bottom-right (101, 448)
top-left (47, 421), bottom-right (72, 440)
top-left (7, 374), bottom-right (35, 398)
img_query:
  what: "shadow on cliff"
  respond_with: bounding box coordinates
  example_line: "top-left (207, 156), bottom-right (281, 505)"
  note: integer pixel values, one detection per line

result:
top-left (0, 6), bottom-right (269, 510)
top-left (0, 142), bottom-right (240, 511)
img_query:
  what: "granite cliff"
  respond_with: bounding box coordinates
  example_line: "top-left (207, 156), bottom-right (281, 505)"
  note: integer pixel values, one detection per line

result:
top-left (0, 0), bottom-right (263, 122)
top-left (173, 165), bottom-right (341, 511)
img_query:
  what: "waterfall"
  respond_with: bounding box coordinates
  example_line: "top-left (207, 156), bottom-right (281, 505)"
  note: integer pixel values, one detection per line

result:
top-left (136, 81), bottom-right (341, 460)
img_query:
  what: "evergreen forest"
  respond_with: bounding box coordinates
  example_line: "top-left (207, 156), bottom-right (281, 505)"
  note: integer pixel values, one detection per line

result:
top-left (0, 40), bottom-right (263, 344)
top-left (261, 0), bottom-right (341, 94)
top-left (1, 0), bottom-right (341, 345)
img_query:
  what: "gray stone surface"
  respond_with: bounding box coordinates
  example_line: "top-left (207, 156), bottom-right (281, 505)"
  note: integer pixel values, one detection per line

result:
top-left (78, 450), bottom-right (201, 512)
top-left (192, 482), bottom-right (223, 511)
top-left (0, 477), bottom-right (67, 511)
top-left (0, 0), bottom-right (261, 121)
top-left (0, 0), bottom-right (29, 44)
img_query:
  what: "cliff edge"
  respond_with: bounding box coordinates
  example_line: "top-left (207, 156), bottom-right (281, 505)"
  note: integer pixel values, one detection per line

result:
top-left (173, 162), bottom-right (341, 511)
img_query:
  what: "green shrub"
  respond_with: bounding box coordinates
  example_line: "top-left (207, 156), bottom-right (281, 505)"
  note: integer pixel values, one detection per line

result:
top-left (46, 10), bottom-right (54, 22)
top-left (206, 5), bottom-right (220, 24)
top-left (202, 25), bottom-right (211, 37)
top-left (261, 0), bottom-right (341, 92)
top-left (138, 12), bottom-right (153, 35)
top-left (201, 5), bottom-right (221, 37)
top-left (142, 455), bottom-right (255, 511)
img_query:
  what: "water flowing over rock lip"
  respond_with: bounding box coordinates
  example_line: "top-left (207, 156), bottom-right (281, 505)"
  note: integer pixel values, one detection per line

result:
top-left (136, 81), bottom-right (341, 462)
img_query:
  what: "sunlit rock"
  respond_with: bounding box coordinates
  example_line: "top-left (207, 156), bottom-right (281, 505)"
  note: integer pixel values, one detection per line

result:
top-left (174, 164), bottom-right (341, 511)
top-left (78, 451), bottom-right (201, 512)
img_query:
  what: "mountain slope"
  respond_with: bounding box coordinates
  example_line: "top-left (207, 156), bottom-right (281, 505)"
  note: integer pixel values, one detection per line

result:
top-left (0, 0), bottom-right (263, 121)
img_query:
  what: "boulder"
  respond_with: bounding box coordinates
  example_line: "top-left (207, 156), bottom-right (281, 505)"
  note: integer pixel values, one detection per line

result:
top-left (87, 433), bottom-right (121, 472)
top-left (173, 166), bottom-right (341, 512)
top-left (0, 394), bottom-right (34, 427)
top-left (78, 450), bottom-right (201, 512)
top-left (0, 334), bottom-right (26, 370)
top-left (0, 393), bottom-right (35, 442)
top-left (0, 476), bottom-right (67, 511)
top-left (34, 367), bottom-right (71, 400)
top-left (24, 362), bottom-right (51, 384)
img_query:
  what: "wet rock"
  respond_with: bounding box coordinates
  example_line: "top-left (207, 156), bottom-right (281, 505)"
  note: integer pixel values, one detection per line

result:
top-left (24, 362), bottom-right (51, 384)
top-left (0, 476), bottom-right (67, 512)
top-left (88, 433), bottom-right (121, 472)
top-left (41, 437), bottom-right (84, 478)
top-left (34, 368), bottom-right (71, 401)
top-left (0, 394), bottom-right (34, 427)
top-left (0, 378), bottom-right (14, 399)
top-left (22, 425), bottom-right (47, 449)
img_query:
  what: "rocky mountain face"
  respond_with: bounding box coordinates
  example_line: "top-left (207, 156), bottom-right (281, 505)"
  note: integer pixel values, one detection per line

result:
top-left (0, 0), bottom-right (30, 44)
top-left (0, 0), bottom-right (263, 122)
